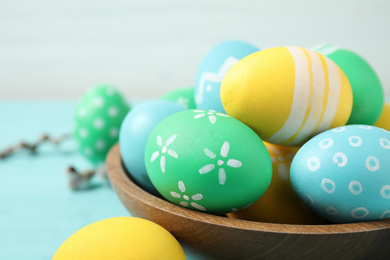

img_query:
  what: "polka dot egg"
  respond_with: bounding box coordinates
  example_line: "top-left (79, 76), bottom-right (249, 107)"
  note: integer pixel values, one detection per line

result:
top-left (221, 46), bottom-right (353, 147)
top-left (73, 84), bottom-right (130, 165)
top-left (160, 87), bottom-right (196, 109)
top-left (290, 125), bottom-right (390, 223)
top-left (145, 109), bottom-right (272, 214)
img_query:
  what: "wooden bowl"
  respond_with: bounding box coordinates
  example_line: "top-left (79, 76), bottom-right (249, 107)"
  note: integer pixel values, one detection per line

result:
top-left (106, 144), bottom-right (390, 260)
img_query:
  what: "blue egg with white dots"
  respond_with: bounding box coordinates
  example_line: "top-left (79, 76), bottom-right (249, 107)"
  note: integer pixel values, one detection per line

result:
top-left (119, 100), bottom-right (186, 195)
top-left (194, 40), bottom-right (260, 113)
top-left (290, 125), bottom-right (390, 223)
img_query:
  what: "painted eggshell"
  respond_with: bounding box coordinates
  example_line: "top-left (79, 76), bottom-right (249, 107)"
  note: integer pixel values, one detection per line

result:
top-left (145, 109), bottom-right (272, 214)
top-left (194, 40), bottom-right (259, 113)
top-left (73, 84), bottom-right (130, 165)
top-left (290, 125), bottom-right (390, 223)
top-left (119, 100), bottom-right (186, 195)
top-left (375, 100), bottom-right (390, 131)
top-left (313, 44), bottom-right (384, 125)
top-left (228, 143), bottom-right (323, 224)
top-left (221, 46), bottom-right (353, 147)
top-left (53, 217), bottom-right (185, 260)
top-left (160, 87), bottom-right (196, 109)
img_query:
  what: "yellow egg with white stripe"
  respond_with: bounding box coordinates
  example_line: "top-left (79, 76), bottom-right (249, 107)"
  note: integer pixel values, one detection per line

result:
top-left (221, 46), bottom-right (353, 146)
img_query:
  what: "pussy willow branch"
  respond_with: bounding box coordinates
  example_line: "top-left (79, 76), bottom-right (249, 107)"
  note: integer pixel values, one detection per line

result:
top-left (0, 133), bottom-right (107, 191)
top-left (66, 165), bottom-right (107, 190)
top-left (66, 166), bottom-right (95, 190)
top-left (0, 133), bottom-right (70, 159)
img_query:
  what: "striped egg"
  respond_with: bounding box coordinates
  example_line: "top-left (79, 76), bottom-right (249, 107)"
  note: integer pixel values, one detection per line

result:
top-left (220, 46), bottom-right (353, 146)
top-left (312, 44), bottom-right (384, 125)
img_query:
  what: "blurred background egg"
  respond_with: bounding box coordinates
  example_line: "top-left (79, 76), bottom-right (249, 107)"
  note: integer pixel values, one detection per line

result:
top-left (312, 44), bottom-right (384, 125)
top-left (119, 99), bottom-right (185, 195)
top-left (221, 46), bottom-right (353, 147)
top-left (228, 143), bottom-right (323, 224)
top-left (194, 40), bottom-right (259, 113)
top-left (375, 99), bottom-right (390, 131)
top-left (145, 109), bottom-right (272, 214)
top-left (290, 125), bottom-right (390, 223)
top-left (160, 86), bottom-right (196, 109)
top-left (73, 84), bottom-right (130, 165)
top-left (53, 217), bottom-right (186, 260)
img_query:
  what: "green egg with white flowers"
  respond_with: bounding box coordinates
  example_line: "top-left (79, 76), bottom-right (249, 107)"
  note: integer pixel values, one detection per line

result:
top-left (145, 109), bottom-right (273, 214)
top-left (73, 84), bottom-right (130, 165)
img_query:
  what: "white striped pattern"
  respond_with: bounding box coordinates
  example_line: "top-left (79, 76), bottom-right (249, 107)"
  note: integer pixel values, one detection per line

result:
top-left (267, 47), bottom-right (342, 145)
top-left (290, 49), bottom-right (326, 146)
top-left (313, 56), bottom-right (342, 135)
top-left (312, 44), bottom-right (341, 56)
top-left (267, 47), bottom-right (310, 144)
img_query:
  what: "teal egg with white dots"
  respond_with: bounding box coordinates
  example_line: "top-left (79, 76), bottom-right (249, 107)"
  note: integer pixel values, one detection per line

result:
top-left (73, 84), bottom-right (130, 165)
top-left (290, 125), bottom-right (390, 223)
top-left (144, 109), bottom-right (272, 214)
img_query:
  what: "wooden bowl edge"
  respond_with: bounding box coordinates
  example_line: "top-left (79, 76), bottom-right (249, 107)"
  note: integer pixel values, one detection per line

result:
top-left (106, 143), bottom-right (390, 235)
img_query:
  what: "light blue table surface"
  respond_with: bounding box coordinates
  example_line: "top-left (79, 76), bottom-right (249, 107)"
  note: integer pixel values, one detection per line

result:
top-left (0, 100), bottom-right (199, 260)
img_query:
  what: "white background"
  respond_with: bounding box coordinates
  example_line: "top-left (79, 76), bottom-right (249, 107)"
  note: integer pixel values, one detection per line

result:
top-left (1, 0), bottom-right (389, 99)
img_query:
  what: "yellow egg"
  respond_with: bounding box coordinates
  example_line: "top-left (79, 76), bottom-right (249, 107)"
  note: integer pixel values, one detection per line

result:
top-left (374, 101), bottom-right (390, 131)
top-left (53, 217), bottom-right (186, 260)
top-left (227, 143), bottom-right (323, 224)
top-left (221, 46), bottom-right (353, 146)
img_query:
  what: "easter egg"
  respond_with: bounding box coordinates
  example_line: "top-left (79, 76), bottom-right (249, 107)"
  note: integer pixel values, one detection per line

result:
top-left (221, 46), bottom-right (353, 147)
top-left (160, 87), bottom-right (196, 109)
top-left (228, 143), bottom-right (323, 224)
top-left (374, 99), bottom-right (390, 131)
top-left (73, 84), bottom-right (130, 165)
top-left (312, 44), bottom-right (384, 125)
top-left (145, 109), bottom-right (272, 214)
top-left (194, 40), bottom-right (259, 113)
top-left (53, 217), bottom-right (186, 260)
top-left (290, 125), bottom-right (390, 223)
top-left (119, 100), bottom-right (186, 195)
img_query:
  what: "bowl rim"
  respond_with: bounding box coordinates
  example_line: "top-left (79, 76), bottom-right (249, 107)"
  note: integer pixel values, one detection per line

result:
top-left (107, 143), bottom-right (390, 235)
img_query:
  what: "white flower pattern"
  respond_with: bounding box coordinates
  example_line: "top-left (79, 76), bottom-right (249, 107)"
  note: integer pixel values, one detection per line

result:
top-left (170, 181), bottom-right (206, 211)
top-left (198, 141), bottom-right (242, 185)
top-left (176, 97), bottom-right (190, 108)
top-left (193, 110), bottom-right (229, 124)
top-left (150, 134), bottom-right (178, 173)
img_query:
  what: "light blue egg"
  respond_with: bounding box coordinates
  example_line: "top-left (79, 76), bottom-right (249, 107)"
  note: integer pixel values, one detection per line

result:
top-left (119, 100), bottom-right (186, 195)
top-left (194, 40), bottom-right (260, 113)
top-left (290, 125), bottom-right (390, 223)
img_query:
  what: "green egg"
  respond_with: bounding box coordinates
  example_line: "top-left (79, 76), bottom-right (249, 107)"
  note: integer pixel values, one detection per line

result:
top-left (159, 87), bottom-right (196, 109)
top-left (145, 109), bottom-right (272, 214)
top-left (73, 84), bottom-right (130, 165)
top-left (312, 44), bottom-right (384, 125)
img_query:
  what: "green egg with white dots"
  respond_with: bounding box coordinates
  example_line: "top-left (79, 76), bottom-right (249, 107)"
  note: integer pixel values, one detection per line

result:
top-left (73, 84), bottom-right (130, 165)
top-left (145, 109), bottom-right (273, 214)
top-left (159, 87), bottom-right (196, 109)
